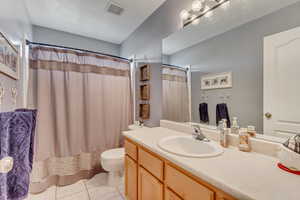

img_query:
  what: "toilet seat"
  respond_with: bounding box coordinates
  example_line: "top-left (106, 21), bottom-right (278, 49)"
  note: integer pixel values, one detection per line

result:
top-left (101, 148), bottom-right (124, 160)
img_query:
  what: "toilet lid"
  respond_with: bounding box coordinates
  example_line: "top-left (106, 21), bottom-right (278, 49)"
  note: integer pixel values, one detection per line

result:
top-left (101, 148), bottom-right (125, 160)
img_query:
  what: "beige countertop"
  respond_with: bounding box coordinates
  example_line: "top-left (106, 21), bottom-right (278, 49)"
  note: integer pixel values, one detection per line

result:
top-left (123, 127), bottom-right (300, 200)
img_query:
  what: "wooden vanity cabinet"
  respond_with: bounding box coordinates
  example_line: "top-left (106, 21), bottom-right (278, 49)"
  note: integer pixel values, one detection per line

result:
top-left (165, 188), bottom-right (182, 200)
top-left (124, 138), bottom-right (237, 200)
top-left (165, 164), bottom-right (214, 200)
top-left (125, 155), bottom-right (138, 200)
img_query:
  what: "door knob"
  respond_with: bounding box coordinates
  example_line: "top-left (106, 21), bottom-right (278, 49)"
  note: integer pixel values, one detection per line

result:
top-left (265, 112), bottom-right (272, 119)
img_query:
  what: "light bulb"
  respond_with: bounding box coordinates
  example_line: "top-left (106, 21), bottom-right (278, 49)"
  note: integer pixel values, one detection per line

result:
top-left (192, 0), bottom-right (203, 12)
top-left (180, 10), bottom-right (189, 20)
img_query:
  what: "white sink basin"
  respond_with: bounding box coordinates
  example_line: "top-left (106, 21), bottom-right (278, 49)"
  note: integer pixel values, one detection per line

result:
top-left (157, 136), bottom-right (224, 158)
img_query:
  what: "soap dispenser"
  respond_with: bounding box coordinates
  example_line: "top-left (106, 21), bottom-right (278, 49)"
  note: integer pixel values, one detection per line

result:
top-left (231, 117), bottom-right (239, 134)
top-left (219, 119), bottom-right (229, 148)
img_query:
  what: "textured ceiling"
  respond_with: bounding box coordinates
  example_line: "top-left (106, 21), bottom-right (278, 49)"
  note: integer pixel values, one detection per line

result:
top-left (25, 0), bottom-right (167, 44)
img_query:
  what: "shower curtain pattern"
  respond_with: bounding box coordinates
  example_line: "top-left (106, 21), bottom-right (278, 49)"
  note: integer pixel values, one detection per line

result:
top-left (28, 46), bottom-right (132, 193)
top-left (162, 66), bottom-right (189, 122)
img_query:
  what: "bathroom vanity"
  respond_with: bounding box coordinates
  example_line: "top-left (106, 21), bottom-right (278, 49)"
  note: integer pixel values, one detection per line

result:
top-left (123, 125), bottom-right (300, 200)
top-left (124, 136), bottom-right (235, 200)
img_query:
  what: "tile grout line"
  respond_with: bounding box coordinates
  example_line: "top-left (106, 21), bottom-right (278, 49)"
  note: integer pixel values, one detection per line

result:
top-left (83, 181), bottom-right (91, 200)
top-left (116, 186), bottom-right (125, 200)
top-left (56, 181), bottom-right (87, 200)
top-left (55, 185), bottom-right (58, 200)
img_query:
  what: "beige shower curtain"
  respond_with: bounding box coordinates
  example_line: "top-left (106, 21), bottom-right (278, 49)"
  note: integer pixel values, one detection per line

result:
top-left (28, 46), bottom-right (132, 193)
top-left (162, 66), bottom-right (189, 122)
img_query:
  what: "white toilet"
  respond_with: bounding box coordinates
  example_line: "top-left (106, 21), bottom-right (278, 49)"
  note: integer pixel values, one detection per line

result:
top-left (101, 148), bottom-right (125, 186)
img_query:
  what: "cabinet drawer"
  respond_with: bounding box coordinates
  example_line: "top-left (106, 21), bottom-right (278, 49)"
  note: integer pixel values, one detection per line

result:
top-left (125, 139), bottom-right (137, 161)
top-left (165, 188), bottom-right (182, 200)
top-left (139, 148), bottom-right (164, 181)
top-left (165, 164), bottom-right (214, 200)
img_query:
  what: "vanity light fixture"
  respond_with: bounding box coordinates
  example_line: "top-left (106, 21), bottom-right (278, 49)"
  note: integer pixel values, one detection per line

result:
top-left (180, 0), bottom-right (230, 27)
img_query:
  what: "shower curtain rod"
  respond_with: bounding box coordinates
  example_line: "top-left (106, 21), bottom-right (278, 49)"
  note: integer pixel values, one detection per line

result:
top-left (162, 63), bottom-right (188, 71)
top-left (26, 40), bottom-right (132, 63)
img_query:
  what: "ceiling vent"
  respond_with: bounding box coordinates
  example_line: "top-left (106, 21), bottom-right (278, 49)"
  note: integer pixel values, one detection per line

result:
top-left (106, 1), bottom-right (124, 16)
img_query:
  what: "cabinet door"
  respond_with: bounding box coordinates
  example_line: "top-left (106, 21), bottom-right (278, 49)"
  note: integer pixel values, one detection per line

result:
top-left (165, 188), bottom-right (182, 200)
top-left (138, 167), bottom-right (163, 200)
top-left (125, 155), bottom-right (138, 200)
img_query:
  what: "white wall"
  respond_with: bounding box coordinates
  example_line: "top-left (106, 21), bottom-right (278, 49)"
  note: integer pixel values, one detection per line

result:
top-left (33, 26), bottom-right (121, 56)
top-left (0, 0), bottom-right (32, 112)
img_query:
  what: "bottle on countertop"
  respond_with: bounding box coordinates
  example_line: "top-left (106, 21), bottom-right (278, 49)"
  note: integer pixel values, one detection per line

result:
top-left (247, 125), bottom-right (256, 137)
top-left (231, 117), bottom-right (240, 134)
top-left (219, 119), bottom-right (229, 148)
top-left (238, 128), bottom-right (251, 152)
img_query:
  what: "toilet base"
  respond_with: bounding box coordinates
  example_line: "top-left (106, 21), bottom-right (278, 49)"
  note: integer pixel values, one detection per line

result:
top-left (107, 171), bottom-right (122, 186)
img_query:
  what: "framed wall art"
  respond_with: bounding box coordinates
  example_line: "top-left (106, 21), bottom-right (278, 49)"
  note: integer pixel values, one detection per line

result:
top-left (0, 32), bottom-right (19, 79)
top-left (201, 72), bottom-right (232, 90)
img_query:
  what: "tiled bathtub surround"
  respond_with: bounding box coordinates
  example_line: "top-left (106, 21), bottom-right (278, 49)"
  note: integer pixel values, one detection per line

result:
top-left (26, 173), bottom-right (124, 200)
top-left (160, 120), bottom-right (281, 157)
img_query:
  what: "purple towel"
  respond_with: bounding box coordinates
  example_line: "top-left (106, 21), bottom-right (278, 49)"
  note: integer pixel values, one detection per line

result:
top-left (14, 109), bottom-right (37, 171)
top-left (0, 110), bottom-right (37, 200)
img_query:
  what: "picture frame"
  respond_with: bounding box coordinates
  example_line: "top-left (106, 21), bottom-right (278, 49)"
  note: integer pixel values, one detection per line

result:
top-left (140, 64), bottom-right (150, 81)
top-left (0, 32), bottom-right (19, 80)
top-left (201, 72), bottom-right (232, 90)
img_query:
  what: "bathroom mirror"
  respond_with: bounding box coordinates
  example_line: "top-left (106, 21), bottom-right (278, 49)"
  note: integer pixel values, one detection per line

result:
top-left (162, 0), bottom-right (300, 142)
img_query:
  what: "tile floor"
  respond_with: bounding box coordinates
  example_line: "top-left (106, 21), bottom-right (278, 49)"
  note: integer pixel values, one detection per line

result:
top-left (26, 173), bottom-right (125, 200)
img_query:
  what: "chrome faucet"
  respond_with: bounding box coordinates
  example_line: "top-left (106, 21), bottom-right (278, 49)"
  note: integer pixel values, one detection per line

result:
top-left (192, 125), bottom-right (209, 142)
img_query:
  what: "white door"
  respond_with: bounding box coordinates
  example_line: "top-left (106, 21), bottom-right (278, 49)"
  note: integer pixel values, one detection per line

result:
top-left (264, 26), bottom-right (300, 138)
